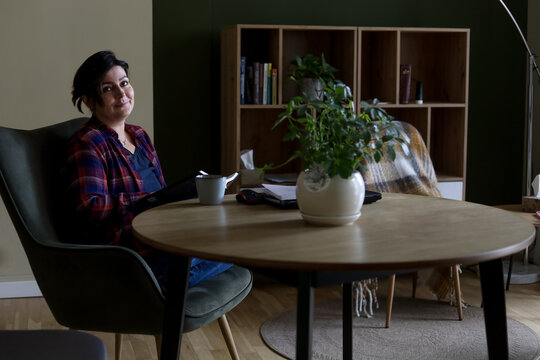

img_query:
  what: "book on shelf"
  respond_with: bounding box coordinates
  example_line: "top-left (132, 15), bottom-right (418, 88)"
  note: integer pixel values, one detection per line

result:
top-left (267, 63), bottom-right (272, 105)
top-left (399, 64), bottom-right (412, 104)
top-left (262, 63), bottom-right (268, 105)
top-left (253, 62), bottom-right (260, 104)
top-left (241, 58), bottom-right (277, 105)
top-left (245, 65), bottom-right (253, 104)
top-left (271, 68), bottom-right (277, 105)
top-left (240, 56), bottom-right (246, 105)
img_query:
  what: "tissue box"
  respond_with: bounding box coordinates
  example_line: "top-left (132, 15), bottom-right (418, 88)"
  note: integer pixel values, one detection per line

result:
top-left (240, 169), bottom-right (263, 186)
top-left (522, 196), bottom-right (540, 212)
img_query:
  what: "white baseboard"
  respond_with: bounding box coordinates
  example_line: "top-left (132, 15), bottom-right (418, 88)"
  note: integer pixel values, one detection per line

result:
top-left (0, 280), bottom-right (42, 298)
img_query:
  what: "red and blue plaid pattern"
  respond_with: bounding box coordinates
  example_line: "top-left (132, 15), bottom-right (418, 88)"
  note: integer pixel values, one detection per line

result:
top-left (65, 117), bottom-right (165, 254)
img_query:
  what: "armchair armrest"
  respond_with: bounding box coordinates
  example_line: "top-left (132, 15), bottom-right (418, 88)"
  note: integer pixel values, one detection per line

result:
top-left (25, 240), bottom-right (165, 334)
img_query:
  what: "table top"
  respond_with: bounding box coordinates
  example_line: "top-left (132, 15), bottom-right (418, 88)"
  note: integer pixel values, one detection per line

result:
top-left (494, 204), bottom-right (540, 227)
top-left (132, 193), bottom-right (535, 271)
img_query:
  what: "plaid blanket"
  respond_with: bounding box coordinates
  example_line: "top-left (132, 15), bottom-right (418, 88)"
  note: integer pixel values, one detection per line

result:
top-left (353, 121), bottom-right (461, 317)
top-left (362, 121), bottom-right (440, 197)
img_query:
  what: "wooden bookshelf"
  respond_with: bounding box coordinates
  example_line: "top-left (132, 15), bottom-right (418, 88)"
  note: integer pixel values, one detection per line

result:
top-left (221, 25), bottom-right (469, 199)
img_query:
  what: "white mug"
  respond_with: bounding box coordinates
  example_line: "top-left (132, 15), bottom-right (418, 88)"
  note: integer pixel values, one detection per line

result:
top-left (195, 175), bottom-right (227, 205)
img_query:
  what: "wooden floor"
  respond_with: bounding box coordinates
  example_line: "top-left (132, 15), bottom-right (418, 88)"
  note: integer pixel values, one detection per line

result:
top-left (2, 266), bottom-right (540, 359)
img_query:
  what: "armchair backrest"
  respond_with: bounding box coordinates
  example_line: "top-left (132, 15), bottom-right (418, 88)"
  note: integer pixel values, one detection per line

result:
top-left (0, 118), bottom-right (168, 333)
top-left (0, 118), bottom-right (88, 246)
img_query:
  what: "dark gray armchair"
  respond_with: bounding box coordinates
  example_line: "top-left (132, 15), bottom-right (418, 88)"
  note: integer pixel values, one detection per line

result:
top-left (0, 118), bottom-right (252, 359)
top-left (0, 330), bottom-right (106, 360)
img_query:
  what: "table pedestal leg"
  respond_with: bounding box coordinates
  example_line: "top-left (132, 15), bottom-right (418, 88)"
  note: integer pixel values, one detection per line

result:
top-left (479, 258), bottom-right (509, 360)
top-left (297, 271), bottom-right (314, 359)
top-left (160, 255), bottom-right (191, 360)
top-left (343, 282), bottom-right (353, 360)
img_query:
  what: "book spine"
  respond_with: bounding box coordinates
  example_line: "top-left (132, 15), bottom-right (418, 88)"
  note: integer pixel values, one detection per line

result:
top-left (246, 65), bottom-right (253, 104)
top-left (399, 64), bottom-right (412, 104)
top-left (253, 62), bottom-right (260, 105)
top-left (267, 63), bottom-right (272, 105)
top-left (240, 56), bottom-right (246, 105)
top-left (271, 68), bottom-right (277, 104)
top-left (262, 63), bottom-right (268, 105)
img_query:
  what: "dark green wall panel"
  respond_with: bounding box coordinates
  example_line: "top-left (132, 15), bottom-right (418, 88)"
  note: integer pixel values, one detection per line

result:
top-left (154, 0), bottom-right (528, 205)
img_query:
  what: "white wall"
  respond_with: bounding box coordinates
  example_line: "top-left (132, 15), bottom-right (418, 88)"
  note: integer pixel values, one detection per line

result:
top-left (0, 1), bottom-right (153, 294)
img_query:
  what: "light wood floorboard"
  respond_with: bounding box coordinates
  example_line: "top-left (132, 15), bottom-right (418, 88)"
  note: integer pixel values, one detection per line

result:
top-left (1, 267), bottom-right (539, 359)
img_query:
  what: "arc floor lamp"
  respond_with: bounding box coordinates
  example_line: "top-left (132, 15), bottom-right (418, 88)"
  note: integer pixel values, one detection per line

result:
top-left (498, 0), bottom-right (540, 285)
top-left (498, 0), bottom-right (540, 204)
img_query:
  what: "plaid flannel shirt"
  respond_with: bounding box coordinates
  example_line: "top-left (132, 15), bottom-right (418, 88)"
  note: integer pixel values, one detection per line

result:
top-left (65, 116), bottom-right (166, 254)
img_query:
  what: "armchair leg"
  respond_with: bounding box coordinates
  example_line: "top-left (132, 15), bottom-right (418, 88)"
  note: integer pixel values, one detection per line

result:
top-left (115, 333), bottom-right (123, 360)
top-left (218, 314), bottom-right (240, 360)
top-left (155, 335), bottom-right (162, 359)
top-left (385, 274), bottom-right (396, 328)
top-left (452, 265), bottom-right (464, 320)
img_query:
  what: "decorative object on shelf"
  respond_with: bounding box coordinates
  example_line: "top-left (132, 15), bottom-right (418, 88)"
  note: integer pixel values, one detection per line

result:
top-left (262, 56), bottom-right (408, 225)
top-left (497, 0), bottom-right (540, 210)
top-left (399, 64), bottom-right (412, 104)
top-left (290, 53), bottom-right (337, 100)
top-left (415, 81), bottom-right (423, 104)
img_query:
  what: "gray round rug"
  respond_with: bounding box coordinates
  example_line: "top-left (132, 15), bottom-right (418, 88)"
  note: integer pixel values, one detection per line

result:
top-left (260, 297), bottom-right (540, 360)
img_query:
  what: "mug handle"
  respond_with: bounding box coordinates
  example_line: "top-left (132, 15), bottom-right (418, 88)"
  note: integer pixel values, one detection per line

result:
top-left (226, 172), bottom-right (239, 188)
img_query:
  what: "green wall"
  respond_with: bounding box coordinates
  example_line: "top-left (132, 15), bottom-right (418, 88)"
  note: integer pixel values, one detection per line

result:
top-left (153, 0), bottom-right (528, 205)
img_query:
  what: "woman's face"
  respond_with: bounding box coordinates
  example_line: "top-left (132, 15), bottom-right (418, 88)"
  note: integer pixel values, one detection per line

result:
top-left (91, 65), bottom-right (134, 124)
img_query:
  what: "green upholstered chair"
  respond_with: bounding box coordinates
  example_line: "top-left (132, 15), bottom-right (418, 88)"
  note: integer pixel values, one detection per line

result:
top-left (0, 118), bottom-right (253, 360)
top-left (0, 330), bottom-right (106, 360)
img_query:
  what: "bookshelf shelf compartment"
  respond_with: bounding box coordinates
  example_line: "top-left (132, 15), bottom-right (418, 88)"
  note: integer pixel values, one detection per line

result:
top-left (359, 30), bottom-right (398, 104)
top-left (282, 28), bottom-right (357, 103)
top-left (222, 25), bottom-right (469, 198)
top-left (239, 108), bottom-right (300, 174)
top-left (400, 31), bottom-right (468, 104)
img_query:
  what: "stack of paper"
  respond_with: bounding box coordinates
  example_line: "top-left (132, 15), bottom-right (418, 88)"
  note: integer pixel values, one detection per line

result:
top-left (262, 184), bottom-right (296, 201)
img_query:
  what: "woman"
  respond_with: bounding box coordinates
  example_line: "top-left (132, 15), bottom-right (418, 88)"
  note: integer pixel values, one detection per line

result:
top-left (65, 50), bottom-right (231, 290)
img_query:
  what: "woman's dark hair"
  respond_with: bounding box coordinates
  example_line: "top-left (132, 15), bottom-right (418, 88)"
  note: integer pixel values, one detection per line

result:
top-left (72, 50), bottom-right (129, 113)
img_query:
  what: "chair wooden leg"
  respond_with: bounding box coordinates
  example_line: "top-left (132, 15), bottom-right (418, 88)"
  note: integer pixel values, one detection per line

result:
top-left (155, 335), bottom-right (162, 359)
top-left (452, 265), bottom-right (464, 320)
top-left (411, 272), bottom-right (418, 298)
top-left (115, 333), bottom-right (123, 360)
top-left (386, 274), bottom-right (396, 328)
top-left (218, 314), bottom-right (240, 360)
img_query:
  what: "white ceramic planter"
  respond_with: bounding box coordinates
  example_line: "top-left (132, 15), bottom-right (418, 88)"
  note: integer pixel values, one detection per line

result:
top-left (296, 168), bottom-right (365, 226)
top-left (298, 78), bottom-right (323, 100)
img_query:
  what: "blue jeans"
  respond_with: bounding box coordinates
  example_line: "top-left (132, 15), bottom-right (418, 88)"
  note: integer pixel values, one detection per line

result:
top-left (146, 251), bottom-right (233, 294)
top-left (189, 258), bottom-right (233, 287)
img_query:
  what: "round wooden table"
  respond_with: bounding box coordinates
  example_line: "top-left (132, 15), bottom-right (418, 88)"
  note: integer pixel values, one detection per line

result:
top-left (133, 193), bottom-right (535, 360)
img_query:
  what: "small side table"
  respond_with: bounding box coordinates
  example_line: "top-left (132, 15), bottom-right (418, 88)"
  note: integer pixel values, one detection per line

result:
top-left (495, 204), bottom-right (540, 287)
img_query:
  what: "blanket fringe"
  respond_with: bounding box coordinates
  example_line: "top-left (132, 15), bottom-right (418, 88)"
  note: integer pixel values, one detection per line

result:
top-left (352, 278), bottom-right (379, 318)
top-left (352, 266), bottom-right (467, 318)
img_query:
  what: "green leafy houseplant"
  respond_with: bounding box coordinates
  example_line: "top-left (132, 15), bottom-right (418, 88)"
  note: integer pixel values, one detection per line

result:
top-left (262, 74), bottom-right (408, 180)
top-left (290, 53), bottom-right (338, 84)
